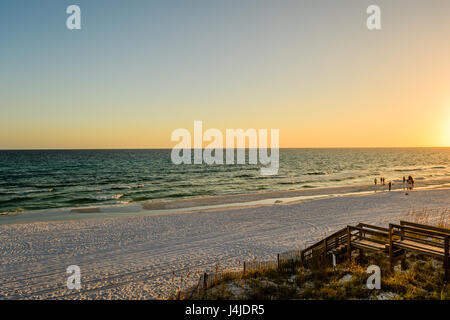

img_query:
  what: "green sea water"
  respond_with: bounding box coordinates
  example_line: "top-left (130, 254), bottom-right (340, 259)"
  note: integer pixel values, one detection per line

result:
top-left (0, 148), bottom-right (449, 213)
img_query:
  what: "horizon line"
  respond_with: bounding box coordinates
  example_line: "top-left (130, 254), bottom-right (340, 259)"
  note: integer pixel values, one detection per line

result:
top-left (0, 146), bottom-right (449, 151)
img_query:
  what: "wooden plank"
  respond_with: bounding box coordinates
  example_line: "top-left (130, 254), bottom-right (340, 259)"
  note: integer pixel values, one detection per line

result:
top-left (395, 233), bottom-right (445, 249)
top-left (400, 221), bottom-right (450, 235)
top-left (352, 239), bottom-right (387, 251)
top-left (358, 223), bottom-right (389, 232)
top-left (393, 239), bottom-right (445, 257)
top-left (353, 234), bottom-right (388, 245)
top-left (389, 224), bottom-right (394, 271)
top-left (391, 223), bottom-right (448, 238)
top-left (349, 225), bottom-right (389, 238)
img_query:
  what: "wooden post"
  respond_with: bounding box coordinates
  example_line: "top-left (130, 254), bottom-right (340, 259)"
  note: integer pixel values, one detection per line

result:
top-left (389, 224), bottom-right (394, 272)
top-left (347, 226), bottom-right (352, 262)
top-left (445, 235), bottom-right (449, 283)
top-left (358, 228), bottom-right (364, 262)
top-left (400, 221), bottom-right (405, 241)
top-left (277, 254), bottom-right (280, 270)
top-left (359, 248), bottom-right (364, 261)
top-left (243, 262), bottom-right (246, 275)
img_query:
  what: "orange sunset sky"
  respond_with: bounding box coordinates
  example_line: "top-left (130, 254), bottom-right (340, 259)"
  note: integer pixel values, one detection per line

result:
top-left (1, 1), bottom-right (449, 149)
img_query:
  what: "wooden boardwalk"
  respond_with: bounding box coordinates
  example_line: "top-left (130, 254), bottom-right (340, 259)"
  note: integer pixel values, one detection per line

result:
top-left (191, 221), bottom-right (449, 295)
top-left (299, 221), bottom-right (450, 282)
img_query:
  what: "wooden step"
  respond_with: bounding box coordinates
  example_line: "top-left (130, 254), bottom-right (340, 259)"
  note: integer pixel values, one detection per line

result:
top-left (393, 239), bottom-right (446, 258)
top-left (352, 239), bottom-right (388, 252)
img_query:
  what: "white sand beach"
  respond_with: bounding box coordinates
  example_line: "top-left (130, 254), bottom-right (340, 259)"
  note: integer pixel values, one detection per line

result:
top-left (0, 186), bottom-right (449, 300)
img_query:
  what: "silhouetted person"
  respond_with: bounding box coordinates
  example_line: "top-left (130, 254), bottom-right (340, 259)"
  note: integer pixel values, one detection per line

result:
top-left (388, 181), bottom-right (392, 191)
top-left (407, 175), bottom-right (414, 191)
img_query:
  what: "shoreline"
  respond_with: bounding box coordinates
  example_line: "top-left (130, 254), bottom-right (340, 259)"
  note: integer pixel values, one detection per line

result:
top-left (1, 176), bottom-right (450, 225)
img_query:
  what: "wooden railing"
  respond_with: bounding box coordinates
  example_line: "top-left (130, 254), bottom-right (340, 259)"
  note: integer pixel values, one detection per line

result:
top-left (389, 223), bottom-right (449, 281)
top-left (300, 227), bottom-right (348, 265)
top-left (300, 224), bottom-right (390, 267)
top-left (400, 220), bottom-right (450, 235)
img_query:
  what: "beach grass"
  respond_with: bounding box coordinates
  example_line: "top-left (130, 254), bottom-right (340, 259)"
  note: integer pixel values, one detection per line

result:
top-left (180, 250), bottom-right (450, 300)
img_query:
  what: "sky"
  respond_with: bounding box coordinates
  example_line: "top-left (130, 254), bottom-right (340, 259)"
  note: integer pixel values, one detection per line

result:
top-left (1, 0), bottom-right (450, 149)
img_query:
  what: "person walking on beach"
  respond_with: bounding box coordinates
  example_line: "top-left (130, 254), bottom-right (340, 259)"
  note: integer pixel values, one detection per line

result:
top-left (374, 178), bottom-right (377, 185)
top-left (408, 175), bottom-right (414, 190)
top-left (388, 181), bottom-right (392, 191)
top-left (405, 177), bottom-right (411, 195)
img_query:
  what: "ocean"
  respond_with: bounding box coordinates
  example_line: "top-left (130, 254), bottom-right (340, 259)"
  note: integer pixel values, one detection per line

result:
top-left (0, 148), bottom-right (449, 213)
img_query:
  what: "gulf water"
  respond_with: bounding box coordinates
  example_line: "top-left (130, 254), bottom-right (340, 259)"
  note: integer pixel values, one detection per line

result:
top-left (1, 148), bottom-right (449, 213)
